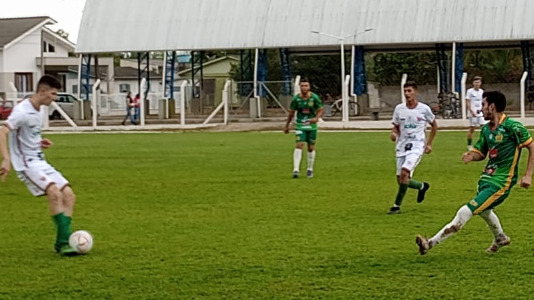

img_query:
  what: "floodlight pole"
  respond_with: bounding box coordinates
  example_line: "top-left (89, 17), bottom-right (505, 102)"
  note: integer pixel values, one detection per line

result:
top-left (311, 29), bottom-right (373, 122)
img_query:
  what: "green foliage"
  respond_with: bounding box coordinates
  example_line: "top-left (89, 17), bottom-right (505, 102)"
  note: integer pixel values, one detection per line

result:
top-left (1, 131), bottom-right (534, 299)
top-left (370, 52), bottom-right (438, 85)
top-left (464, 49), bottom-right (524, 83)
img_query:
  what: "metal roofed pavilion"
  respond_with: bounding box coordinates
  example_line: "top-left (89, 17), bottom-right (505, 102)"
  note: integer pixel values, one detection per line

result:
top-left (76, 0), bottom-right (534, 53)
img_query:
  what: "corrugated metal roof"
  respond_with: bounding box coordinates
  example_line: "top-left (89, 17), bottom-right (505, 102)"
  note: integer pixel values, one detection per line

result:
top-left (76, 0), bottom-right (534, 53)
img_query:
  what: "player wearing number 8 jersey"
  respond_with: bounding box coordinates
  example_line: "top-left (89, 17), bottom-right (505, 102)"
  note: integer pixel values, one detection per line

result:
top-left (388, 81), bottom-right (438, 214)
top-left (416, 91), bottom-right (534, 255)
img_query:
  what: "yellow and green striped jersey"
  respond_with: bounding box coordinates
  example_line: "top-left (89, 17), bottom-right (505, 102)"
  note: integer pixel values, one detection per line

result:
top-left (290, 92), bottom-right (323, 131)
top-left (473, 114), bottom-right (533, 189)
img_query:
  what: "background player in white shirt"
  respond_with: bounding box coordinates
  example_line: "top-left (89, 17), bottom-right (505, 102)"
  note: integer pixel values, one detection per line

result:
top-left (0, 75), bottom-right (79, 256)
top-left (388, 81), bottom-right (438, 214)
top-left (466, 76), bottom-right (485, 151)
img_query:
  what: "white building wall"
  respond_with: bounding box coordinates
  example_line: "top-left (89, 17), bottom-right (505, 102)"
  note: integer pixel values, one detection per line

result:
top-left (4, 29), bottom-right (42, 74)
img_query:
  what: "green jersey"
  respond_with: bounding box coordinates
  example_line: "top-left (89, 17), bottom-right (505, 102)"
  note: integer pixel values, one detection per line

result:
top-left (473, 114), bottom-right (533, 188)
top-left (290, 92), bottom-right (323, 130)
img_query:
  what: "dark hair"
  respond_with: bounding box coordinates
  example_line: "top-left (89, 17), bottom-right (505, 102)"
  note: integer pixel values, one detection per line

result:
top-left (300, 78), bottom-right (310, 84)
top-left (472, 76), bottom-right (482, 82)
top-left (36, 75), bottom-right (62, 91)
top-left (403, 81), bottom-right (417, 89)
top-left (483, 91), bottom-right (506, 112)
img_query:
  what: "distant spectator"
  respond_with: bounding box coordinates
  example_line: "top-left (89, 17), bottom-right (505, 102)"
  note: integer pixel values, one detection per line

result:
top-left (121, 92), bottom-right (136, 125)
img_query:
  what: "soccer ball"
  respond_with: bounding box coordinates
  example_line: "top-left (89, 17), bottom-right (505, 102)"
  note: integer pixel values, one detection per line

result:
top-left (69, 230), bottom-right (94, 254)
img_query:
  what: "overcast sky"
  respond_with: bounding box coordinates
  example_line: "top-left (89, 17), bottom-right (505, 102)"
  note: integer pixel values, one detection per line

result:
top-left (0, 0), bottom-right (86, 43)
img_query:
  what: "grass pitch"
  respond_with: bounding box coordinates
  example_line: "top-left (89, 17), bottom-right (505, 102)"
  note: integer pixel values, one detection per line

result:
top-left (1, 131), bottom-right (534, 299)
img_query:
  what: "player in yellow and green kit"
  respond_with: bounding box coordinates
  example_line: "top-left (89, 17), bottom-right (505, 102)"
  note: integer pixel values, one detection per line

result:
top-left (416, 91), bottom-right (534, 255)
top-left (284, 78), bottom-right (324, 178)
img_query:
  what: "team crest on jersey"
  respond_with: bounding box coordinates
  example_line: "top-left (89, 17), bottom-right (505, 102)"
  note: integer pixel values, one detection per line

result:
top-left (469, 199), bottom-right (478, 207)
top-left (308, 102), bottom-right (314, 107)
top-left (496, 133), bottom-right (503, 142)
top-left (489, 148), bottom-right (498, 159)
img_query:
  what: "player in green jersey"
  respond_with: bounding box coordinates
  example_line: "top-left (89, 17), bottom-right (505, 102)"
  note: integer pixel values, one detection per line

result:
top-left (284, 78), bottom-right (324, 178)
top-left (416, 91), bottom-right (534, 255)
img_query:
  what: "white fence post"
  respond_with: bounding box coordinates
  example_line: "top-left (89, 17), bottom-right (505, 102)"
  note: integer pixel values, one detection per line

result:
top-left (180, 81), bottom-right (187, 126)
top-left (140, 78), bottom-right (146, 126)
top-left (520, 71), bottom-right (528, 119)
top-left (401, 74), bottom-right (408, 103)
top-left (293, 75), bottom-right (301, 95)
top-left (461, 72), bottom-right (467, 120)
top-left (92, 79), bottom-right (101, 129)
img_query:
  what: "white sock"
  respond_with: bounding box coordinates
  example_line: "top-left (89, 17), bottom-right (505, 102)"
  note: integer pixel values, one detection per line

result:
top-left (429, 205), bottom-right (472, 247)
top-left (293, 148), bottom-right (302, 172)
top-left (479, 209), bottom-right (504, 238)
top-left (307, 150), bottom-right (316, 171)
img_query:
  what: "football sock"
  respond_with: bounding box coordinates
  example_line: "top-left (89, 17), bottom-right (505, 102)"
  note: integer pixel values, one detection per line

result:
top-left (53, 213), bottom-right (71, 248)
top-left (394, 184), bottom-right (408, 206)
top-left (293, 148), bottom-right (302, 172)
top-left (429, 205), bottom-right (472, 246)
top-left (408, 179), bottom-right (423, 189)
top-left (479, 209), bottom-right (504, 237)
top-left (307, 150), bottom-right (316, 171)
top-left (468, 138), bottom-right (472, 146)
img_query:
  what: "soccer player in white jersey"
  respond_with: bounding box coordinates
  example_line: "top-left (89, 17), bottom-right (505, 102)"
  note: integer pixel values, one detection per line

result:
top-left (0, 75), bottom-right (79, 256)
top-left (466, 76), bottom-right (485, 151)
top-left (388, 81), bottom-right (438, 214)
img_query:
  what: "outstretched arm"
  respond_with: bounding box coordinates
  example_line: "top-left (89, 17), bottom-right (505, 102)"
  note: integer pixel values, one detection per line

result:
top-left (519, 141), bottom-right (534, 188)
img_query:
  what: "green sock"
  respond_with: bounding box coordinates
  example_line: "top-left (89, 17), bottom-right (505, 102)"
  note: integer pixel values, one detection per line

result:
top-left (394, 184), bottom-right (408, 206)
top-left (408, 179), bottom-right (423, 189)
top-left (52, 213), bottom-right (71, 249)
top-left (468, 138), bottom-right (472, 146)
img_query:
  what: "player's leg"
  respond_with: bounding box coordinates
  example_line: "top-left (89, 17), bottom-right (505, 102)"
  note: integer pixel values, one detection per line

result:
top-left (467, 125), bottom-right (475, 151)
top-left (479, 209), bottom-right (510, 253)
top-left (388, 157), bottom-right (408, 214)
top-left (402, 153), bottom-right (430, 203)
top-left (293, 130), bottom-right (305, 178)
top-left (306, 130), bottom-right (317, 178)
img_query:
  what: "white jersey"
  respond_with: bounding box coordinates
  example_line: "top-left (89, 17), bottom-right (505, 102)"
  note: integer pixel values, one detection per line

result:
top-left (392, 102), bottom-right (435, 157)
top-left (5, 99), bottom-right (45, 171)
top-left (465, 88), bottom-right (484, 117)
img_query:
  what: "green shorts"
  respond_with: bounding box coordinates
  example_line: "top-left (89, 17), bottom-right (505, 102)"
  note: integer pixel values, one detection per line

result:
top-left (467, 181), bottom-right (510, 215)
top-left (295, 129), bottom-right (317, 145)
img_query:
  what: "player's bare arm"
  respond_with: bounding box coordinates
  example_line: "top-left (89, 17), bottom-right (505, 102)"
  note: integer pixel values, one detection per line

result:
top-left (462, 150), bottom-right (484, 164)
top-left (519, 141), bottom-right (534, 188)
top-left (284, 110), bottom-right (295, 134)
top-left (0, 125), bottom-right (11, 181)
top-left (41, 138), bottom-right (53, 149)
top-left (390, 124), bottom-right (400, 141)
top-left (425, 120), bottom-right (438, 154)
top-left (310, 107), bottom-right (324, 124)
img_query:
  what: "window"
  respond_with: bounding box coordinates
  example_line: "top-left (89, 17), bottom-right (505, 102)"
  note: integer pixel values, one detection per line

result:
top-left (119, 84), bottom-right (130, 93)
top-left (72, 85), bottom-right (78, 94)
top-left (43, 41), bottom-right (55, 53)
top-left (14, 73), bottom-right (33, 93)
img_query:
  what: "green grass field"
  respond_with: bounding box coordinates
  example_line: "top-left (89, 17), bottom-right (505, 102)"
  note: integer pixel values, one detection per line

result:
top-left (1, 131), bottom-right (534, 299)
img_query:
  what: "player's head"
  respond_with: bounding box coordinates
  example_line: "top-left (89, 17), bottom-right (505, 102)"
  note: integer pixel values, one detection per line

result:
top-left (35, 75), bottom-right (61, 106)
top-left (482, 91), bottom-right (506, 119)
top-left (403, 81), bottom-right (418, 101)
top-left (299, 78), bottom-right (311, 94)
top-left (472, 76), bottom-right (482, 89)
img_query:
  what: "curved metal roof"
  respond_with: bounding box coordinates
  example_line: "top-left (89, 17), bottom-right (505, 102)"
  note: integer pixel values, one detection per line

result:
top-left (76, 0), bottom-right (534, 53)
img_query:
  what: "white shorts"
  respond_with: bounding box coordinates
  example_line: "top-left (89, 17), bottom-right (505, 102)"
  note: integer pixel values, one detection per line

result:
top-left (396, 153), bottom-right (422, 176)
top-left (469, 116), bottom-right (486, 127)
top-left (16, 161), bottom-right (69, 196)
